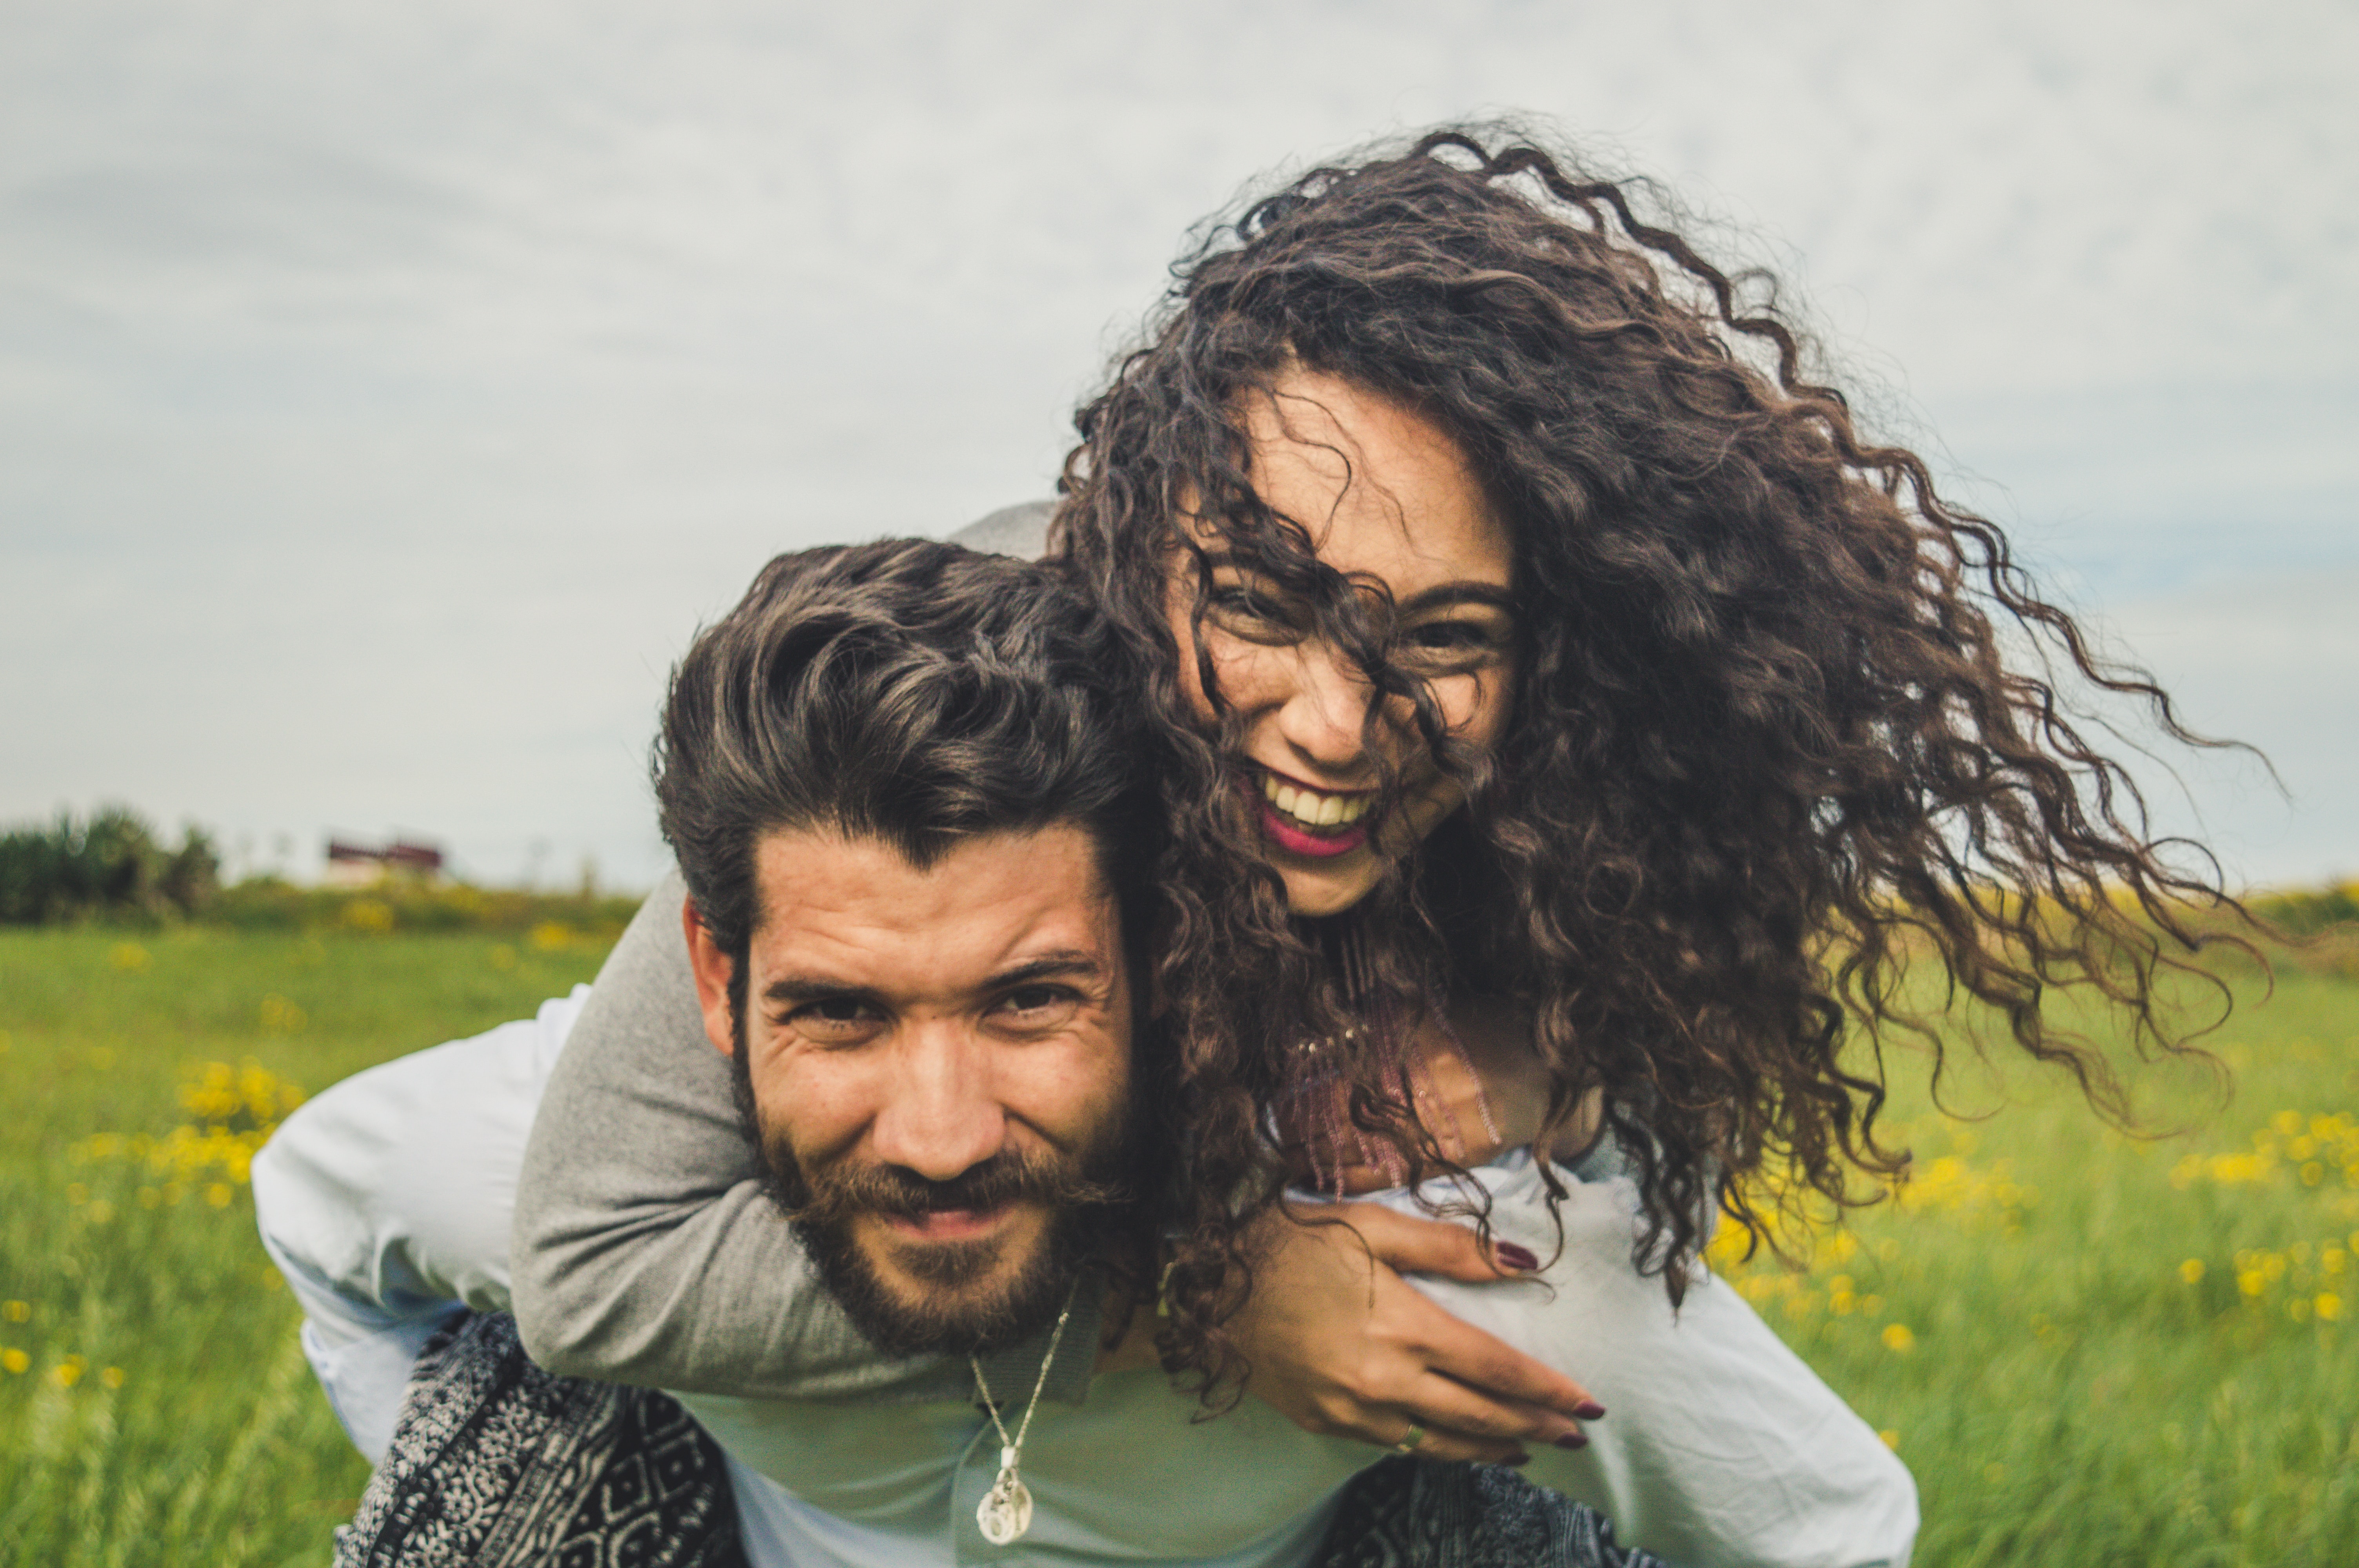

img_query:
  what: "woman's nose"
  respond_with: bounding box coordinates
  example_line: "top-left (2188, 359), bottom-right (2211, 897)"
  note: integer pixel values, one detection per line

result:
top-left (1274, 640), bottom-right (1377, 773)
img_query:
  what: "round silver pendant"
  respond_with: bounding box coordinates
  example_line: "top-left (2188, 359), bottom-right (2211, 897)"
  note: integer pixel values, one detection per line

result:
top-left (977, 1472), bottom-right (1034, 1546)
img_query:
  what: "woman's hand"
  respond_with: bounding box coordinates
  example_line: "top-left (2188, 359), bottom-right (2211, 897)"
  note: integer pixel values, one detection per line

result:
top-left (1229, 1200), bottom-right (1604, 1464)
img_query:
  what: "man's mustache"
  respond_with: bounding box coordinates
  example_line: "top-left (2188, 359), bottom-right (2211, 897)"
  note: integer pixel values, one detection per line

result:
top-left (787, 1146), bottom-right (1131, 1231)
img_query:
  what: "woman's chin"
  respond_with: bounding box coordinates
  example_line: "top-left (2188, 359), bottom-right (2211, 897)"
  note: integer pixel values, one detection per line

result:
top-left (1275, 857), bottom-right (1380, 918)
top-left (1269, 789), bottom-right (1467, 918)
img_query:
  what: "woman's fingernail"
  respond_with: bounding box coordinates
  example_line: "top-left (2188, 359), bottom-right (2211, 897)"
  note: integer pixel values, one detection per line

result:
top-left (1553, 1432), bottom-right (1589, 1451)
top-left (1495, 1243), bottom-right (1540, 1272)
top-left (1574, 1400), bottom-right (1607, 1421)
top-left (1503, 1451), bottom-right (1532, 1467)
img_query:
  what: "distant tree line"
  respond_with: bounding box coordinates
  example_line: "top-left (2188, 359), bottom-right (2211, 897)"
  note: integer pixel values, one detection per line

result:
top-left (0, 806), bottom-right (220, 924)
top-left (2, 803), bottom-right (2348, 961)
top-left (0, 804), bottom-right (641, 937)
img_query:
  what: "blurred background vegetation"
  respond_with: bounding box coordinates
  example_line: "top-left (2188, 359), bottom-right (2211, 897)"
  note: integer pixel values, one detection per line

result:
top-left (0, 806), bottom-right (642, 942)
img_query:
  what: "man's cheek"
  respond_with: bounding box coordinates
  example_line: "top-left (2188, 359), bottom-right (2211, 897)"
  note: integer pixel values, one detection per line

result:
top-left (761, 1056), bottom-right (868, 1169)
top-left (1022, 1035), bottom-right (1125, 1125)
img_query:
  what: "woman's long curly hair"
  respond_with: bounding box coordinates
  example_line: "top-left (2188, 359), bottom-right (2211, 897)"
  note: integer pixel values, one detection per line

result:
top-left (1050, 125), bottom-right (2257, 1404)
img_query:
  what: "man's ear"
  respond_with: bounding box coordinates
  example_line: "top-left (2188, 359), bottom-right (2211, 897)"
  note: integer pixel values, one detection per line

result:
top-left (681, 898), bottom-right (741, 1058)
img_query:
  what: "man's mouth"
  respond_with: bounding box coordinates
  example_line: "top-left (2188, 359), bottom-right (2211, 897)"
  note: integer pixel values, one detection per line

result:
top-left (878, 1203), bottom-right (1018, 1244)
top-left (1256, 770), bottom-right (1375, 859)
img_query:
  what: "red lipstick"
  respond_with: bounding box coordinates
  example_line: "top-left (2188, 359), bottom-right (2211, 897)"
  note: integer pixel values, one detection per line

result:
top-left (1254, 771), bottom-right (1376, 859)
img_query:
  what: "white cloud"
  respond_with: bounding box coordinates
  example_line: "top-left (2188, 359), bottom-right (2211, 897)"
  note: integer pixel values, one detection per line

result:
top-left (2, 0), bottom-right (2350, 885)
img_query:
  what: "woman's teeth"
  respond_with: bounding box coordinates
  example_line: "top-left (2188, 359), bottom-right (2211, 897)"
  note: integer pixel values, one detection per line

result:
top-left (1260, 773), bottom-right (1372, 832)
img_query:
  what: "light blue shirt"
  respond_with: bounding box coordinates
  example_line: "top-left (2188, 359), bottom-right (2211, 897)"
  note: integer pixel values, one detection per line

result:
top-left (254, 993), bottom-right (1917, 1568)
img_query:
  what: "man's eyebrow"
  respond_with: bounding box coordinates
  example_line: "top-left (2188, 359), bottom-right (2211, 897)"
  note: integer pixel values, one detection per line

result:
top-left (761, 975), bottom-right (881, 1006)
top-left (986, 951), bottom-right (1109, 991)
top-left (758, 953), bottom-right (1108, 1007)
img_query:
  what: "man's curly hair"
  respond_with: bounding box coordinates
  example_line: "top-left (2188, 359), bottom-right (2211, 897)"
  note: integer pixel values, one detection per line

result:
top-left (1049, 125), bottom-right (2257, 1405)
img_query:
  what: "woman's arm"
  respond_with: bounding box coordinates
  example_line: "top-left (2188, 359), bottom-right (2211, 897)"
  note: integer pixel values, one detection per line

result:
top-left (509, 504), bottom-right (1070, 1398)
top-left (504, 871), bottom-right (1600, 1445)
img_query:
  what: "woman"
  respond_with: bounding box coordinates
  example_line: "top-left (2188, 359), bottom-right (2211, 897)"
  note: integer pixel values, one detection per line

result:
top-left (508, 127), bottom-right (2245, 1562)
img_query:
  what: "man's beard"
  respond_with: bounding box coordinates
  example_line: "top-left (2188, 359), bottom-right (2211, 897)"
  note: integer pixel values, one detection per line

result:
top-left (729, 1040), bottom-right (1139, 1358)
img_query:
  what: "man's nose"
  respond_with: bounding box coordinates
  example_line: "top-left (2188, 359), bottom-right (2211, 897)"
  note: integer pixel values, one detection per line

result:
top-left (867, 1024), bottom-right (1007, 1183)
top-left (1275, 639), bottom-right (1378, 773)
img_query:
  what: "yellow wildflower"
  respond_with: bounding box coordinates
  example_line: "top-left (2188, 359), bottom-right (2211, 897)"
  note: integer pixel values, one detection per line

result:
top-left (258, 994), bottom-right (309, 1035)
top-left (342, 897), bottom-right (394, 935)
top-left (1882, 1323), bottom-right (1916, 1352)
top-left (2179, 1258), bottom-right (2206, 1285)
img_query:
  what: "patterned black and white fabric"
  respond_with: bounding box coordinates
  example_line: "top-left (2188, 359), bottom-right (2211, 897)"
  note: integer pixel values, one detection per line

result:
top-left (336, 1311), bottom-right (1671, 1568)
top-left (335, 1312), bottom-right (747, 1568)
top-left (1318, 1456), bottom-right (1670, 1568)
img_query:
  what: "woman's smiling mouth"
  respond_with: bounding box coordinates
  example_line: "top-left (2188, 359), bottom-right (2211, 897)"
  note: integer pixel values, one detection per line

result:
top-left (1256, 769), bottom-right (1375, 859)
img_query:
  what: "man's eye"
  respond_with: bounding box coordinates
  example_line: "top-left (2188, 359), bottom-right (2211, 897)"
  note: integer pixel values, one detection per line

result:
top-left (788, 998), bottom-right (883, 1038)
top-left (993, 985), bottom-right (1080, 1026)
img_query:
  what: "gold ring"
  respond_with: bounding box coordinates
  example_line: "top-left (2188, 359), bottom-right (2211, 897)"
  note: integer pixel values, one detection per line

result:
top-left (1390, 1422), bottom-right (1427, 1456)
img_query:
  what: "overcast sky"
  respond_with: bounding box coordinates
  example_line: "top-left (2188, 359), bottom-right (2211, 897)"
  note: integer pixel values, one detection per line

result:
top-left (4, 0), bottom-right (2352, 890)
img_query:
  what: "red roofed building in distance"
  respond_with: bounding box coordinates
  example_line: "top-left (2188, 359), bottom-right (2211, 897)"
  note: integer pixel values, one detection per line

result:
top-left (324, 837), bottom-right (446, 887)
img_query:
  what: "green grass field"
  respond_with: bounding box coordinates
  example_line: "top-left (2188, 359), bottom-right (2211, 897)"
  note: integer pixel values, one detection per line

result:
top-left (2, 926), bottom-right (2354, 1565)
top-left (0, 927), bottom-right (607, 1565)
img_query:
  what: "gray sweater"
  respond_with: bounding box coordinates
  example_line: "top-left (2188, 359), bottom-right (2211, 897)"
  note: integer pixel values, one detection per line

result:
top-left (504, 503), bottom-right (1100, 1403)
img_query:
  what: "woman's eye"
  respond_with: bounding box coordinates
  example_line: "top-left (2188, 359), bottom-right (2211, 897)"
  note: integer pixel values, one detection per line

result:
top-left (1397, 619), bottom-right (1505, 666)
top-left (1205, 584), bottom-right (1307, 642)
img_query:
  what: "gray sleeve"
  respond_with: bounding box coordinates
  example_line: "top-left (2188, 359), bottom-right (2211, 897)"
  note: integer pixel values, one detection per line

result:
top-left (508, 501), bottom-right (1067, 1399)
top-left (948, 499), bottom-right (1054, 559)
top-left (509, 870), bottom-right (957, 1398)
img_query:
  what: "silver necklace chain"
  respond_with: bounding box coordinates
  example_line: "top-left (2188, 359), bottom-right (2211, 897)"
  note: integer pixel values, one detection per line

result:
top-left (969, 1283), bottom-right (1078, 1546)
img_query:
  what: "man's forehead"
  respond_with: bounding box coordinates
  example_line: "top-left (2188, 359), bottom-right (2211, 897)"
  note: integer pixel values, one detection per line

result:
top-left (746, 822), bottom-right (1119, 983)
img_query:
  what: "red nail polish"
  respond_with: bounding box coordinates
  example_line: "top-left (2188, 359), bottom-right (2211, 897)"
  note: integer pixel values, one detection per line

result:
top-left (1496, 1243), bottom-right (1541, 1272)
top-left (1574, 1401), bottom-right (1607, 1421)
top-left (1553, 1432), bottom-right (1589, 1451)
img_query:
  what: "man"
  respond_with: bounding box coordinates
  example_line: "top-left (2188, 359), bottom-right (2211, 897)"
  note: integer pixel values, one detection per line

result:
top-left (256, 539), bottom-right (1656, 1568)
